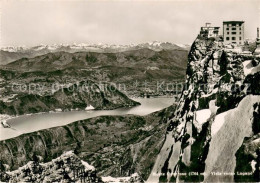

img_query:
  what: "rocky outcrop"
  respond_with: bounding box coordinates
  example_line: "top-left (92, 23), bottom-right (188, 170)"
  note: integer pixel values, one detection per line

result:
top-left (0, 151), bottom-right (102, 182)
top-left (148, 37), bottom-right (260, 182)
top-left (0, 105), bottom-right (175, 182)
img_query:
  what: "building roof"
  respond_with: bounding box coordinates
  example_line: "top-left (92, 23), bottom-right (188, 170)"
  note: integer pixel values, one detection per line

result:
top-left (201, 26), bottom-right (220, 28)
top-left (223, 21), bottom-right (244, 24)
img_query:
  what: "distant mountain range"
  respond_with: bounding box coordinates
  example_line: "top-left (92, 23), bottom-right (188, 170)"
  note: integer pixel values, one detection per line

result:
top-left (3, 48), bottom-right (188, 73)
top-left (0, 48), bottom-right (188, 97)
top-left (0, 41), bottom-right (191, 65)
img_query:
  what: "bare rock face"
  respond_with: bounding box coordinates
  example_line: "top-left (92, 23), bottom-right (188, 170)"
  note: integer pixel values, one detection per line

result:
top-left (0, 151), bottom-right (102, 182)
top-left (147, 37), bottom-right (260, 182)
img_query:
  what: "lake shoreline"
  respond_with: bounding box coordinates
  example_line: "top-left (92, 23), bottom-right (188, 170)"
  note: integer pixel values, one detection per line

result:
top-left (1, 96), bottom-right (176, 126)
top-left (0, 97), bottom-right (174, 141)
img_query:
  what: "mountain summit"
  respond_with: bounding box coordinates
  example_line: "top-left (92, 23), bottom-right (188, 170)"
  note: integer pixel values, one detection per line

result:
top-left (147, 37), bottom-right (260, 182)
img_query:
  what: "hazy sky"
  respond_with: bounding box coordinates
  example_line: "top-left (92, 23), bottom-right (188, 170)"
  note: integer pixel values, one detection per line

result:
top-left (0, 0), bottom-right (259, 46)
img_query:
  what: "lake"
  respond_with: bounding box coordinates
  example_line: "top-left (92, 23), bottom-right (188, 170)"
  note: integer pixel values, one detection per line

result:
top-left (0, 97), bottom-right (174, 141)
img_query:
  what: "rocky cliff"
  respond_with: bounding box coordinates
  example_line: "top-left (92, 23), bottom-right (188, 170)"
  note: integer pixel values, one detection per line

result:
top-left (147, 37), bottom-right (260, 182)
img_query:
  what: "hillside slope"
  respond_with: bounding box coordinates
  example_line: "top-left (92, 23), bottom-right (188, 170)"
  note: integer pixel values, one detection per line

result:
top-left (3, 49), bottom-right (187, 74)
top-left (0, 105), bottom-right (175, 182)
top-left (0, 80), bottom-right (139, 115)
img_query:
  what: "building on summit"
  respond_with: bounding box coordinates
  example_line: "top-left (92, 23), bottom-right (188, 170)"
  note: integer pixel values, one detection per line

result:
top-left (223, 21), bottom-right (244, 45)
top-left (199, 23), bottom-right (220, 38)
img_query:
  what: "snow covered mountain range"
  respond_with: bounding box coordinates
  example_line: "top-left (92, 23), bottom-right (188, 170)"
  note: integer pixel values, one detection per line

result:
top-left (0, 42), bottom-right (190, 65)
top-left (1, 41), bottom-right (190, 52)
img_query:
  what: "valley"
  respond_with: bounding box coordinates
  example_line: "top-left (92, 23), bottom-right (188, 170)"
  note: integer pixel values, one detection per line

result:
top-left (0, 42), bottom-right (186, 182)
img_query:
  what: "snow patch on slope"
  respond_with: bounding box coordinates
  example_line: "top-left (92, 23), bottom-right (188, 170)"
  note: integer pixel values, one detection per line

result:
top-left (211, 111), bottom-right (229, 136)
top-left (195, 109), bottom-right (211, 125)
top-left (251, 160), bottom-right (257, 172)
top-left (242, 60), bottom-right (260, 76)
top-left (81, 160), bottom-right (95, 171)
top-left (204, 95), bottom-right (260, 182)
